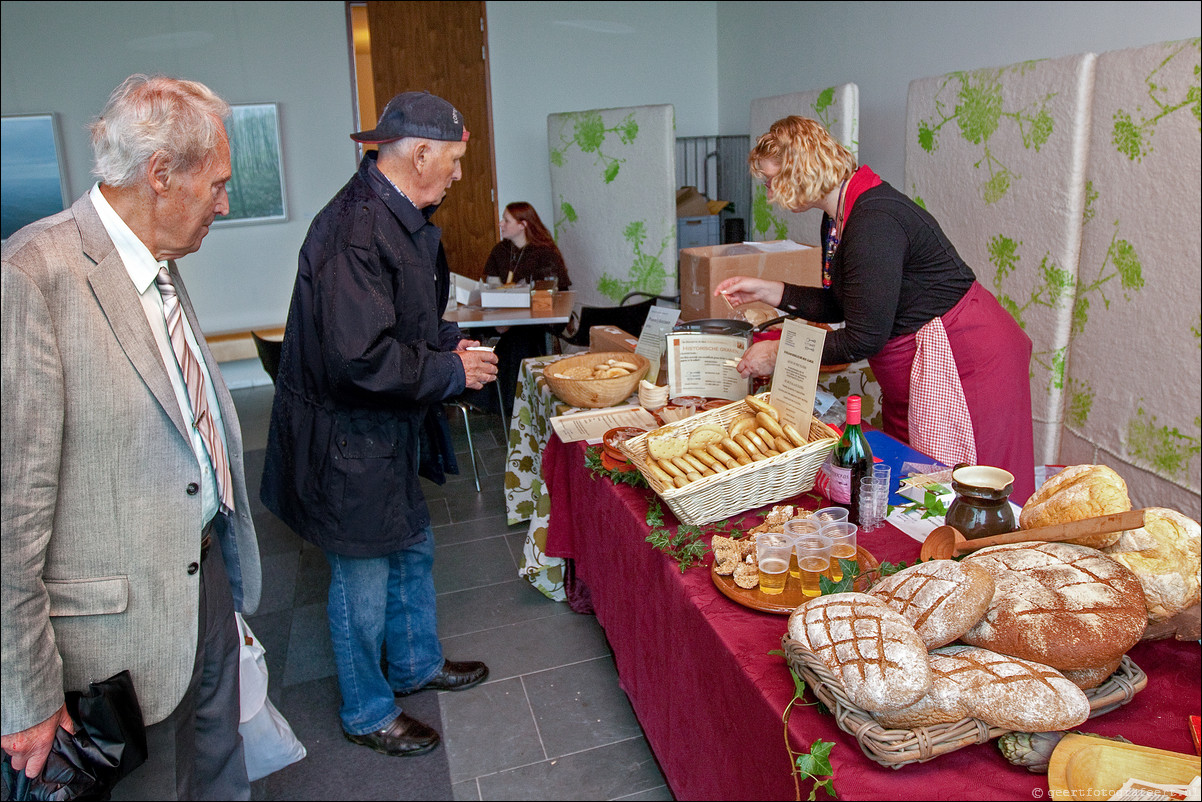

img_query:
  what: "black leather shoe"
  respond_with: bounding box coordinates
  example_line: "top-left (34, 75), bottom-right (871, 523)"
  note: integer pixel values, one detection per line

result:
top-left (343, 712), bottom-right (440, 756)
top-left (395, 659), bottom-right (489, 696)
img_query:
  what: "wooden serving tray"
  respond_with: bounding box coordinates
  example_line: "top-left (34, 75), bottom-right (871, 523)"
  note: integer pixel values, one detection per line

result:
top-left (711, 546), bottom-right (879, 615)
top-left (1048, 734), bottom-right (1200, 801)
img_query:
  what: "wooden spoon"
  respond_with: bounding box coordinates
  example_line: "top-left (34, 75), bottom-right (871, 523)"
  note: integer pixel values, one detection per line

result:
top-left (918, 508), bottom-right (1148, 561)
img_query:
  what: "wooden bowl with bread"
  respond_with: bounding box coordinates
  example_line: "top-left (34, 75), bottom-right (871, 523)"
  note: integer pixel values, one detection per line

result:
top-left (543, 352), bottom-right (650, 409)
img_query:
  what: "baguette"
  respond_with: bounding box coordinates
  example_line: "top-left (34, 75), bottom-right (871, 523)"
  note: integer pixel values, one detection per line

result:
top-left (782, 421), bottom-right (808, 448)
top-left (756, 412), bottom-right (785, 440)
top-left (744, 393), bottom-right (778, 420)
top-left (706, 443), bottom-right (739, 469)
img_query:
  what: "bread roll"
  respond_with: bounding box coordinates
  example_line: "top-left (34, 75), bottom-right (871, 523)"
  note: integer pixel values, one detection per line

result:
top-left (961, 542), bottom-right (1147, 670)
top-left (867, 559), bottom-right (995, 648)
top-left (873, 646), bottom-right (1091, 732)
top-left (1102, 507), bottom-right (1201, 625)
top-left (1019, 465), bottom-right (1131, 549)
top-left (787, 593), bottom-right (930, 712)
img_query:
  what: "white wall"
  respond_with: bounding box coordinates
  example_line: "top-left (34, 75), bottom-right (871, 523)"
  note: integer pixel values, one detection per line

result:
top-left (1, 0), bottom-right (356, 336)
top-left (715, 1), bottom-right (1202, 189)
top-left (486, 1), bottom-right (719, 226)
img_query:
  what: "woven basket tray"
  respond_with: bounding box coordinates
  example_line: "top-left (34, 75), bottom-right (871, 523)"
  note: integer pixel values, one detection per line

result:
top-left (780, 636), bottom-right (1148, 769)
top-left (617, 392), bottom-right (839, 526)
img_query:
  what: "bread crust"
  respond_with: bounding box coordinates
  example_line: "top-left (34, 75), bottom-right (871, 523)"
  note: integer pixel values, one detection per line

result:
top-left (867, 560), bottom-right (995, 648)
top-left (960, 542), bottom-right (1148, 670)
top-left (1103, 507), bottom-right (1201, 625)
top-left (787, 593), bottom-right (930, 712)
top-left (1019, 464), bottom-right (1131, 549)
top-left (873, 645), bottom-right (1091, 732)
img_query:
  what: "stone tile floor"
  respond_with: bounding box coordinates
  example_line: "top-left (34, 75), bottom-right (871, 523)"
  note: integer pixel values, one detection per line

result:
top-left (233, 385), bottom-right (673, 801)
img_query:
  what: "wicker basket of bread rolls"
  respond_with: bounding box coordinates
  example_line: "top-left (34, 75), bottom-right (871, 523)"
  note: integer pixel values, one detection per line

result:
top-left (617, 392), bottom-right (838, 526)
top-left (781, 637), bottom-right (1146, 768)
top-left (542, 352), bottom-right (651, 409)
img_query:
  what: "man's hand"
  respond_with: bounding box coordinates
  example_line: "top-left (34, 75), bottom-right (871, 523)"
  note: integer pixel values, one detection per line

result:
top-left (736, 339), bottom-right (780, 379)
top-left (1, 704), bottom-right (75, 779)
top-left (456, 348), bottom-right (498, 390)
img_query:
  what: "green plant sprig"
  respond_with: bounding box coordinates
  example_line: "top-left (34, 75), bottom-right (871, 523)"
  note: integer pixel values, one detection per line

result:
top-left (583, 446), bottom-right (647, 488)
top-left (643, 500), bottom-right (747, 573)
top-left (817, 556), bottom-right (940, 595)
top-left (769, 649), bottom-right (837, 800)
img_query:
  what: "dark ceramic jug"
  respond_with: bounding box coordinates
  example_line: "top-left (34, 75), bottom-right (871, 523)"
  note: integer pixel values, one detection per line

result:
top-left (945, 464), bottom-right (1016, 540)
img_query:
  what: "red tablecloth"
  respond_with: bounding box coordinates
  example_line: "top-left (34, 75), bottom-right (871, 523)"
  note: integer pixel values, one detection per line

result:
top-left (543, 435), bottom-right (1201, 801)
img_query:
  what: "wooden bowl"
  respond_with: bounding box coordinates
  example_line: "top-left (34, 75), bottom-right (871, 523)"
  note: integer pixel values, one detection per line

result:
top-left (543, 352), bottom-right (650, 408)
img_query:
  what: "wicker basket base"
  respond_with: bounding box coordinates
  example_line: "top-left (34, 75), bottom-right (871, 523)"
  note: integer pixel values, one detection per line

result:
top-left (781, 636), bottom-right (1147, 768)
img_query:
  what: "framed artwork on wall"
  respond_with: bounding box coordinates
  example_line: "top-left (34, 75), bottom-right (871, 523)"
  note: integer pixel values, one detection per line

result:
top-left (1, 113), bottom-right (70, 241)
top-left (216, 102), bottom-right (287, 226)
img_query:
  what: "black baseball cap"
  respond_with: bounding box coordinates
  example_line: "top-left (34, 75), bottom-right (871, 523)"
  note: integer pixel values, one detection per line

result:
top-left (350, 91), bottom-right (470, 144)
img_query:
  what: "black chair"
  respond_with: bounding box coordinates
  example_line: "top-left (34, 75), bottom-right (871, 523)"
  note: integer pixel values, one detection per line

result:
top-left (556, 291), bottom-right (679, 349)
top-left (251, 331), bottom-right (282, 384)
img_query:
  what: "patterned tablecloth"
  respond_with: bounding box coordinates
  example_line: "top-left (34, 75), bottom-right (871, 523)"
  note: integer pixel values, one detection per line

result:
top-left (506, 354), bottom-right (641, 601)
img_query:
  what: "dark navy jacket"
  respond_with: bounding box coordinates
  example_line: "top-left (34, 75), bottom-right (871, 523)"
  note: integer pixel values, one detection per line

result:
top-left (261, 152), bottom-right (466, 557)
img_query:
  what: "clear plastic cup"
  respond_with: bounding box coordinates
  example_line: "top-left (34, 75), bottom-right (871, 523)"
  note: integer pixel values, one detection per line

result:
top-left (783, 519), bottom-right (822, 579)
top-left (872, 464), bottom-right (892, 521)
top-left (793, 533), bottom-right (832, 597)
top-left (820, 522), bottom-right (858, 582)
top-left (754, 532), bottom-right (793, 595)
top-left (809, 507), bottom-right (849, 527)
top-left (859, 476), bottom-right (880, 532)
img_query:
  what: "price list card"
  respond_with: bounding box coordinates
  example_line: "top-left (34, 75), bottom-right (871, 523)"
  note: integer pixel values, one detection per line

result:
top-left (769, 319), bottom-right (827, 433)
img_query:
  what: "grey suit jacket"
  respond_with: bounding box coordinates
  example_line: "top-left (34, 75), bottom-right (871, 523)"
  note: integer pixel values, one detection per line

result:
top-left (1, 194), bottom-right (261, 733)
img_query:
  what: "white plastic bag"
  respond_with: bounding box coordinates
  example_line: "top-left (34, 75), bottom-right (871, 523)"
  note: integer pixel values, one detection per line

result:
top-left (235, 613), bottom-right (307, 781)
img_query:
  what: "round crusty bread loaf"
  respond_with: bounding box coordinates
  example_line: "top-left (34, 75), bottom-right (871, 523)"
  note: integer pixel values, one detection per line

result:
top-left (1103, 507), bottom-right (1201, 625)
top-left (787, 592), bottom-right (930, 712)
top-left (960, 542), bottom-right (1147, 670)
top-left (1019, 465), bottom-right (1131, 549)
top-left (1061, 656), bottom-right (1123, 690)
top-left (866, 559), bottom-right (995, 648)
top-left (873, 645), bottom-right (1091, 732)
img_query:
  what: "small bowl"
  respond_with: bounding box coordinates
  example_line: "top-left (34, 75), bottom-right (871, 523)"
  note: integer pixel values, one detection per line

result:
top-left (603, 426), bottom-right (649, 462)
top-left (701, 398), bottom-right (732, 411)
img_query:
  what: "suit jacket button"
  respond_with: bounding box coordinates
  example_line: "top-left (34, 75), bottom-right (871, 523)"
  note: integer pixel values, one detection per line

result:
top-left (187, 562), bottom-right (200, 575)
top-left (187, 482), bottom-right (199, 495)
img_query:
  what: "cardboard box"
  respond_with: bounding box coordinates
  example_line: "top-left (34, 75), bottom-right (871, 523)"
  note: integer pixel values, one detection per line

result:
top-left (588, 325), bottom-right (638, 354)
top-left (676, 186), bottom-right (730, 217)
top-left (678, 241), bottom-right (822, 321)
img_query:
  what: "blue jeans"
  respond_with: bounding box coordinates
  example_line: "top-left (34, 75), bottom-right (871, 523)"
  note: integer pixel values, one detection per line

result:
top-left (325, 527), bottom-right (444, 735)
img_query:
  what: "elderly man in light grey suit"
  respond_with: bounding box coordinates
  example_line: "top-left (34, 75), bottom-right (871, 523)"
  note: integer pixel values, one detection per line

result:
top-left (2, 75), bottom-right (261, 800)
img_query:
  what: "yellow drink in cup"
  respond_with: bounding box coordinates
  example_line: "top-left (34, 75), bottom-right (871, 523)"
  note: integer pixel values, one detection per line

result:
top-left (827, 544), bottom-right (858, 581)
top-left (820, 522), bottom-right (858, 582)
top-left (783, 520), bottom-right (821, 580)
top-left (798, 555), bottom-right (829, 597)
top-left (757, 557), bottom-right (790, 595)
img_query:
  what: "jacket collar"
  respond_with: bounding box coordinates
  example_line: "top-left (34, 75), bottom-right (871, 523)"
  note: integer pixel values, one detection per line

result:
top-left (360, 151), bottom-right (436, 235)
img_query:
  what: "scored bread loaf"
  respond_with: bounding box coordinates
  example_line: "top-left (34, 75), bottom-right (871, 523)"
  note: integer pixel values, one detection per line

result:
top-left (961, 542), bottom-right (1147, 671)
top-left (872, 645), bottom-right (1091, 732)
top-left (787, 593), bottom-right (930, 712)
top-left (866, 559), bottom-right (995, 648)
top-left (1019, 464), bottom-right (1131, 549)
top-left (1102, 507), bottom-right (1201, 625)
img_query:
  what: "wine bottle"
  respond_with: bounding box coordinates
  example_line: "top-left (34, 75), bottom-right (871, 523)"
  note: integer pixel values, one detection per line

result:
top-left (821, 395), bottom-right (873, 524)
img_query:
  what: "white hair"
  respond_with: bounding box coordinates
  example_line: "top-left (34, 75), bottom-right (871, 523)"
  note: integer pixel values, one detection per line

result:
top-left (88, 74), bottom-right (230, 188)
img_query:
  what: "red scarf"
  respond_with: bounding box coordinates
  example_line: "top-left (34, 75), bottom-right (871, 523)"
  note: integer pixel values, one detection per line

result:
top-left (822, 165), bottom-right (883, 288)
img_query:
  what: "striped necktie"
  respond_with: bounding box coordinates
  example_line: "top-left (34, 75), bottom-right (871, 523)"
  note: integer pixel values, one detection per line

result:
top-left (156, 267), bottom-right (234, 512)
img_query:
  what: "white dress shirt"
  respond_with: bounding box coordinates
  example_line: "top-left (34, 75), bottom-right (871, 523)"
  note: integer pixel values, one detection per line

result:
top-left (89, 183), bottom-right (226, 523)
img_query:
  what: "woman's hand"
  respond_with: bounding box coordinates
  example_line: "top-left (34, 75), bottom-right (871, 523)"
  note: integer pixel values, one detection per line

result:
top-left (736, 339), bottom-right (780, 379)
top-left (713, 276), bottom-right (785, 309)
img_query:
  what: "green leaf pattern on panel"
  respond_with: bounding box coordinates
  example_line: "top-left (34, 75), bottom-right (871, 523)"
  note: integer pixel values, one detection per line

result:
top-left (549, 111), bottom-right (639, 184)
top-left (593, 220), bottom-right (672, 303)
top-left (917, 63), bottom-right (1057, 203)
top-left (1111, 39), bottom-right (1201, 161)
top-left (1126, 404), bottom-right (1202, 477)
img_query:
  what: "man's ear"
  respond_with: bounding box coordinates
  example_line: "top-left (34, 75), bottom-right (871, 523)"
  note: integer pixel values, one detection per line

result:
top-left (412, 141), bottom-right (429, 172)
top-left (147, 151), bottom-right (172, 196)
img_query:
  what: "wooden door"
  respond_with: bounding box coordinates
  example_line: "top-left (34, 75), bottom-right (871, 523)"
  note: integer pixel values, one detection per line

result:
top-left (365, 0), bottom-right (498, 279)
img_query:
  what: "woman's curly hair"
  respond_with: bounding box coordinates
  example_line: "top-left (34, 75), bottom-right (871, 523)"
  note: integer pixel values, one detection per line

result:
top-left (748, 116), bottom-right (856, 212)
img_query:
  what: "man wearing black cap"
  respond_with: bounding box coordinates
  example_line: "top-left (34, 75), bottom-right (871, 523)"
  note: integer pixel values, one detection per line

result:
top-left (260, 91), bottom-right (497, 756)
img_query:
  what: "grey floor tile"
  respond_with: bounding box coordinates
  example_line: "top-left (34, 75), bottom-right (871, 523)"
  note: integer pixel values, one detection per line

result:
top-left (282, 602), bottom-right (336, 688)
top-left (233, 385), bottom-right (275, 453)
top-left (435, 535), bottom-right (523, 594)
top-left (253, 675), bottom-right (452, 801)
top-left (253, 508), bottom-right (304, 557)
top-left (292, 546), bottom-right (332, 607)
top-left (452, 779), bottom-right (483, 801)
top-left (524, 657), bottom-right (643, 758)
top-left (434, 512), bottom-right (522, 548)
top-left (255, 548), bottom-right (300, 616)
top-left (475, 736), bottom-right (666, 801)
top-left (436, 579), bottom-right (572, 640)
top-left (439, 677), bottom-right (545, 783)
top-left (614, 783), bottom-right (674, 801)
top-left (439, 614), bottom-right (611, 684)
